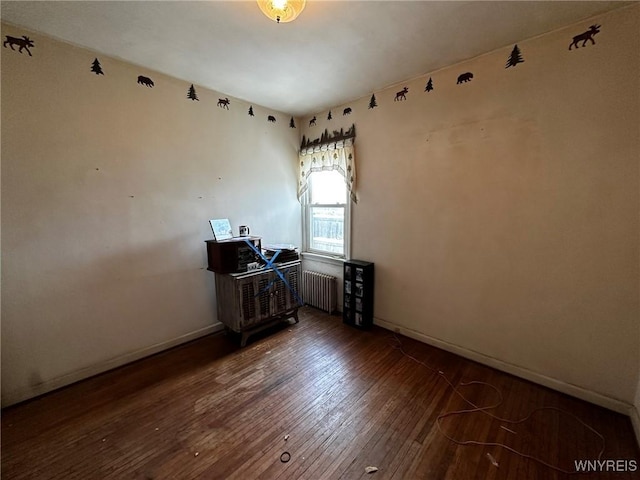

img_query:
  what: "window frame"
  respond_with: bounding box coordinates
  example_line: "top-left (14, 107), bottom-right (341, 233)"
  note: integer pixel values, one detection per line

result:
top-left (301, 172), bottom-right (351, 261)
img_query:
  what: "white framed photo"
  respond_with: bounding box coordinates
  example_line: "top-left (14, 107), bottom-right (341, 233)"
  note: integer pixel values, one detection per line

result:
top-left (209, 218), bottom-right (233, 241)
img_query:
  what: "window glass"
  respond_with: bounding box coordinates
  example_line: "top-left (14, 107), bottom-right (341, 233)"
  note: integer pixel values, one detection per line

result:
top-left (306, 170), bottom-right (347, 256)
top-left (309, 206), bottom-right (344, 255)
top-left (309, 170), bottom-right (347, 204)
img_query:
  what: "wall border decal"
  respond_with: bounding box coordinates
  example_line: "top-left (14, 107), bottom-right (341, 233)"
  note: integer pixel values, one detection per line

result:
top-left (457, 72), bottom-right (474, 84)
top-left (505, 45), bottom-right (524, 68)
top-left (424, 77), bottom-right (434, 92)
top-left (569, 24), bottom-right (601, 50)
top-left (137, 75), bottom-right (154, 87)
top-left (394, 87), bottom-right (408, 101)
top-left (300, 124), bottom-right (356, 152)
top-left (187, 84), bottom-right (199, 101)
top-left (3, 35), bottom-right (34, 56)
top-left (91, 58), bottom-right (104, 75)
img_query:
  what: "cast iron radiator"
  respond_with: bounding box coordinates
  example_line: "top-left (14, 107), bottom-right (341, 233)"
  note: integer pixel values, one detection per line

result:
top-left (302, 271), bottom-right (337, 314)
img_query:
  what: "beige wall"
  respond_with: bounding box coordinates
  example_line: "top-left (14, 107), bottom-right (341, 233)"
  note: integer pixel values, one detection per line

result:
top-left (1, 26), bottom-right (301, 405)
top-left (302, 5), bottom-right (639, 409)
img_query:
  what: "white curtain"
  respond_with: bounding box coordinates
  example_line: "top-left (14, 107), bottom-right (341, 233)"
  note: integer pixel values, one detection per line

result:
top-left (298, 139), bottom-right (356, 203)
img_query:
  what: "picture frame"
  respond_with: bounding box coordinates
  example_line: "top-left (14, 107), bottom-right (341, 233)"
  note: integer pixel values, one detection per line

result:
top-left (209, 218), bottom-right (233, 241)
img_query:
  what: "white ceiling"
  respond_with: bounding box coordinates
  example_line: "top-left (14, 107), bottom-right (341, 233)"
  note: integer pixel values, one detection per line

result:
top-left (0, 1), bottom-right (628, 117)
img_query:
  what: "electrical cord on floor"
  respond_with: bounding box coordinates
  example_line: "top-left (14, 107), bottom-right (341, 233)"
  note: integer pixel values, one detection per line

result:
top-left (389, 333), bottom-right (605, 475)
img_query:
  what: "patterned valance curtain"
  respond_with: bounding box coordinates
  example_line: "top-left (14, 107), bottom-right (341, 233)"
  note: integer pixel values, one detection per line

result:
top-left (298, 138), bottom-right (356, 203)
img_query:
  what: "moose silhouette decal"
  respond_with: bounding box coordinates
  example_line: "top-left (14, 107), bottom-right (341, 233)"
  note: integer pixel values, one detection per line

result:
top-left (569, 25), bottom-right (601, 50)
top-left (217, 98), bottom-right (230, 109)
top-left (309, 116), bottom-right (317, 127)
top-left (4, 35), bottom-right (34, 56)
top-left (137, 75), bottom-right (154, 87)
top-left (394, 87), bottom-right (408, 101)
top-left (457, 72), bottom-right (474, 84)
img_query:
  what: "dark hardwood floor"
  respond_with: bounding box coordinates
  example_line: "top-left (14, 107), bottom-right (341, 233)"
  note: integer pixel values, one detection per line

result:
top-left (2, 307), bottom-right (638, 479)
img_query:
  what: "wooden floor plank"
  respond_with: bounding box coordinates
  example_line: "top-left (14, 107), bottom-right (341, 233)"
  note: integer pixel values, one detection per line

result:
top-left (2, 307), bottom-right (638, 479)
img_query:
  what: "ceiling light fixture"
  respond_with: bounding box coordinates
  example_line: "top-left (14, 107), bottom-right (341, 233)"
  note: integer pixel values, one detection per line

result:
top-left (257, 0), bottom-right (306, 23)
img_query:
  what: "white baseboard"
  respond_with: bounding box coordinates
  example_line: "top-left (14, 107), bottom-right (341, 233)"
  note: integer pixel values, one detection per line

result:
top-left (1, 323), bottom-right (223, 407)
top-left (374, 317), bottom-right (632, 416)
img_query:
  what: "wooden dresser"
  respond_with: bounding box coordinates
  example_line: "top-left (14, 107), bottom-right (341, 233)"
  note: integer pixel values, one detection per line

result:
top-left (213, 260), bottom-right (301, 346)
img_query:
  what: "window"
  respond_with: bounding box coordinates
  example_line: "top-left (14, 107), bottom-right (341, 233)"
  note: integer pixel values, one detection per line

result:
top-left (303, 170), bottom-right (350, 257)
top-left (298, 136), bottom-right (356, 258)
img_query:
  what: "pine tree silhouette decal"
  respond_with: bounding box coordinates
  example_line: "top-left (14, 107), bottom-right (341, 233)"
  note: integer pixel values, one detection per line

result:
top-left (187, 84), bottom-right (199, 101)
top-left (248, 106), bottom-right (254, 116)
top-left (289, 117), bottom-right (296, 128)
top-left (505, 45), bottom-right (524, 68)
top-left (91, 58), bottom-right (104, 75)
top-left (425, 77), bottom-right (434, 92)
top-left (327, 110), bottom-right (332, 120)
top-left (368, 94), bottom-right (377, 109)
